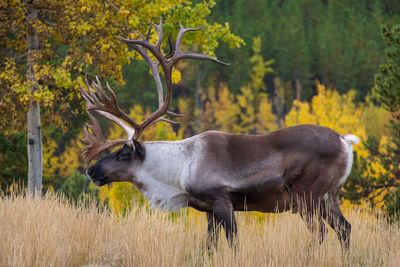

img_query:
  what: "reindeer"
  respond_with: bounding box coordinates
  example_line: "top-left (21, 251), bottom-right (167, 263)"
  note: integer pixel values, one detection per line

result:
top-left (81, 20), bottom-right (359, 250)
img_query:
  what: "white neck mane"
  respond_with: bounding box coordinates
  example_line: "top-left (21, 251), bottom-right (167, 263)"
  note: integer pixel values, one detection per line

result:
top-left (131, 137), bottom-right (197, 211)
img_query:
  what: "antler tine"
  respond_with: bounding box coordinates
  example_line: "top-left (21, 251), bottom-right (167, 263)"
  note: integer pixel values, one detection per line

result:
top-left (167, 110), bottom-right (184, 117)
top-left (175, 21), bottom-right (203, 54)
top-left (171, 22), bottom-right (229, 66)
top-left (165, 35), bottom-right (175, 59)
top-left (82, 112), bottom-right (129, 165)
top-left (82, 112), bottom-right (105, 156)
top-left (81, 77), bottom-right (140, 132)
top-left (150, 18), bottom-right (163, 49)
top-left (137, 31), bottom-right (146, 41)
top-left (105, 81), bottom-right (119, 105)
top-left (150, 117), bottom-right (180, 126)
top-left (117, 36), bottom-right (155, 55)
top-left (174, 51), bottom-right (229, 66)
top-left (90, 76), bottom-right (110, 106)
top-left (145, 23), bottom-right (152, 41)
top-left (80, 84), bottom-right (94, 109)
top-left (82, 75), bottom-right (112, 112)
top-left (83, 77), bottom-right (100, 107)
top-left (94, 76), bottom-right (106, 96)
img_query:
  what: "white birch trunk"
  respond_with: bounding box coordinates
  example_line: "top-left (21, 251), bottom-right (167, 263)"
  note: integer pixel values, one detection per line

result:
top-left (26, 0), bottom-right (42, 196)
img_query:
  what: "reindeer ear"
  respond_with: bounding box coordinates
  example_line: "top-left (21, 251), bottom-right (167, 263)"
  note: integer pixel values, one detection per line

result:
top-left (133, 140), bottom-right (145, 161)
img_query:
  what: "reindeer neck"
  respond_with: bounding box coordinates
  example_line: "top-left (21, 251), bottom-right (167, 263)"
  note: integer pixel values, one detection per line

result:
top-left (132, 137), bottom-right (197, 211)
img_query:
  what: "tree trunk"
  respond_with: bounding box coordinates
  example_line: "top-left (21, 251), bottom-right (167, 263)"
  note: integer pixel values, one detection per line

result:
top-left (26, 0), bottom-right (42, 196)
top-left (295, 79), bottom-right (302, 101)
top-left (273, 77), bottom-right (285, 128)
top-left (194, 62), bottom-right (204, 133)
top-left (195, 63), bottom-right (202, 111)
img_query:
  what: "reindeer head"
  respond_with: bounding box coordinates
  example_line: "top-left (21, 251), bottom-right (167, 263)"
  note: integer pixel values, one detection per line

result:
top-left (81, 19), bottom-right (227, 186)
top-left (86, 143), bottom-right (144, 186)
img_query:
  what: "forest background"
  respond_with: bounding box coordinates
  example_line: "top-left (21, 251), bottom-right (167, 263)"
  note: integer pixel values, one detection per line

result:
top-left (1, 0), bottom-right (399, 218)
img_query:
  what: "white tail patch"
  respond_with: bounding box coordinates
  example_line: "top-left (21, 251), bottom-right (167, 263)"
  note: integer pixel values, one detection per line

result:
top-left (343, 134), bottom-right (360, 145)
top-left (337, 134), bottom-right (359, 187)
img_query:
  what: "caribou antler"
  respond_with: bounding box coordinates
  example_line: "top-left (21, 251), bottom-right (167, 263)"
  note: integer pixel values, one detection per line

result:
top-left (80, 76), bottom-right (138, 139)
top-left (118, 19), bottom-right (228, 135)
top-left (82, 112), bottom-right (132, 165)
top-left (81, 19), bottom-right (228, 164)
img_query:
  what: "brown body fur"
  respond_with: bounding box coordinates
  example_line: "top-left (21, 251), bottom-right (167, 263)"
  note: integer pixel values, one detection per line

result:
top-left (186, 125), bottom-right (352, 249)
top-left (188, 125), bottom-right (347, 211)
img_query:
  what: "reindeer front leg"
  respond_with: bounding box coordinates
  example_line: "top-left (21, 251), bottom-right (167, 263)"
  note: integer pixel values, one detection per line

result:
top-left (211, 196), bottom-right (238, 248)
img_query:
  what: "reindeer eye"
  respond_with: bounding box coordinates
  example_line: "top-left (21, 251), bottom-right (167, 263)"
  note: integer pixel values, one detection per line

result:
top-left (117, 151), bottom-right (131, 161)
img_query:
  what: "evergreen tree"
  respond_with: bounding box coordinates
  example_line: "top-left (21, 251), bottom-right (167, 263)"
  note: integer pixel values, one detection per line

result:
top-left (344, 24), bottom-right (400, 219)
top-left (364, 24), bottom-right (400, 219)
top-left (207, 0), bottom-right (395, 100)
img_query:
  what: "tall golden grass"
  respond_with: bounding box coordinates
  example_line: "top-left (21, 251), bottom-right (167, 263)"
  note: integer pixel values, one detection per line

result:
top-left (0, 193), bottom-right (399, 267)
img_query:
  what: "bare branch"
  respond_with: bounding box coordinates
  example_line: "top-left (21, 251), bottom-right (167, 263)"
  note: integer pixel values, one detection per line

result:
top-left (0, 53), bottom-right (27, 65)
top-left (104, 0), bottom-right (119, 11)
top-left (38, 13), bottom-right (56, 27)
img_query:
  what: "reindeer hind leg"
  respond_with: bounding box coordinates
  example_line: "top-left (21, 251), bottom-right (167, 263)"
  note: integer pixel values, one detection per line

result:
top-left (323, 199), bottom-right (351, 252)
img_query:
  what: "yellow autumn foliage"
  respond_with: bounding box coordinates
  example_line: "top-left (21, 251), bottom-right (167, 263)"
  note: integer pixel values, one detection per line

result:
top-left (235, 85), bottom-right (256, 133)
top-left (256, 94), bottom-right (278, 134)
top-left (99, 182), bottom-right (139, 216)
top-left (60, 138), bottom-right (84, 176)
top-left (213, 84), bottom-right (240, 133)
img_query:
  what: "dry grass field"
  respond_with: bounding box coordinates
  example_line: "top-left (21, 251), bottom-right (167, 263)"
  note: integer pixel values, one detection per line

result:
top-left (0, 193), bottom-right (399, 267)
